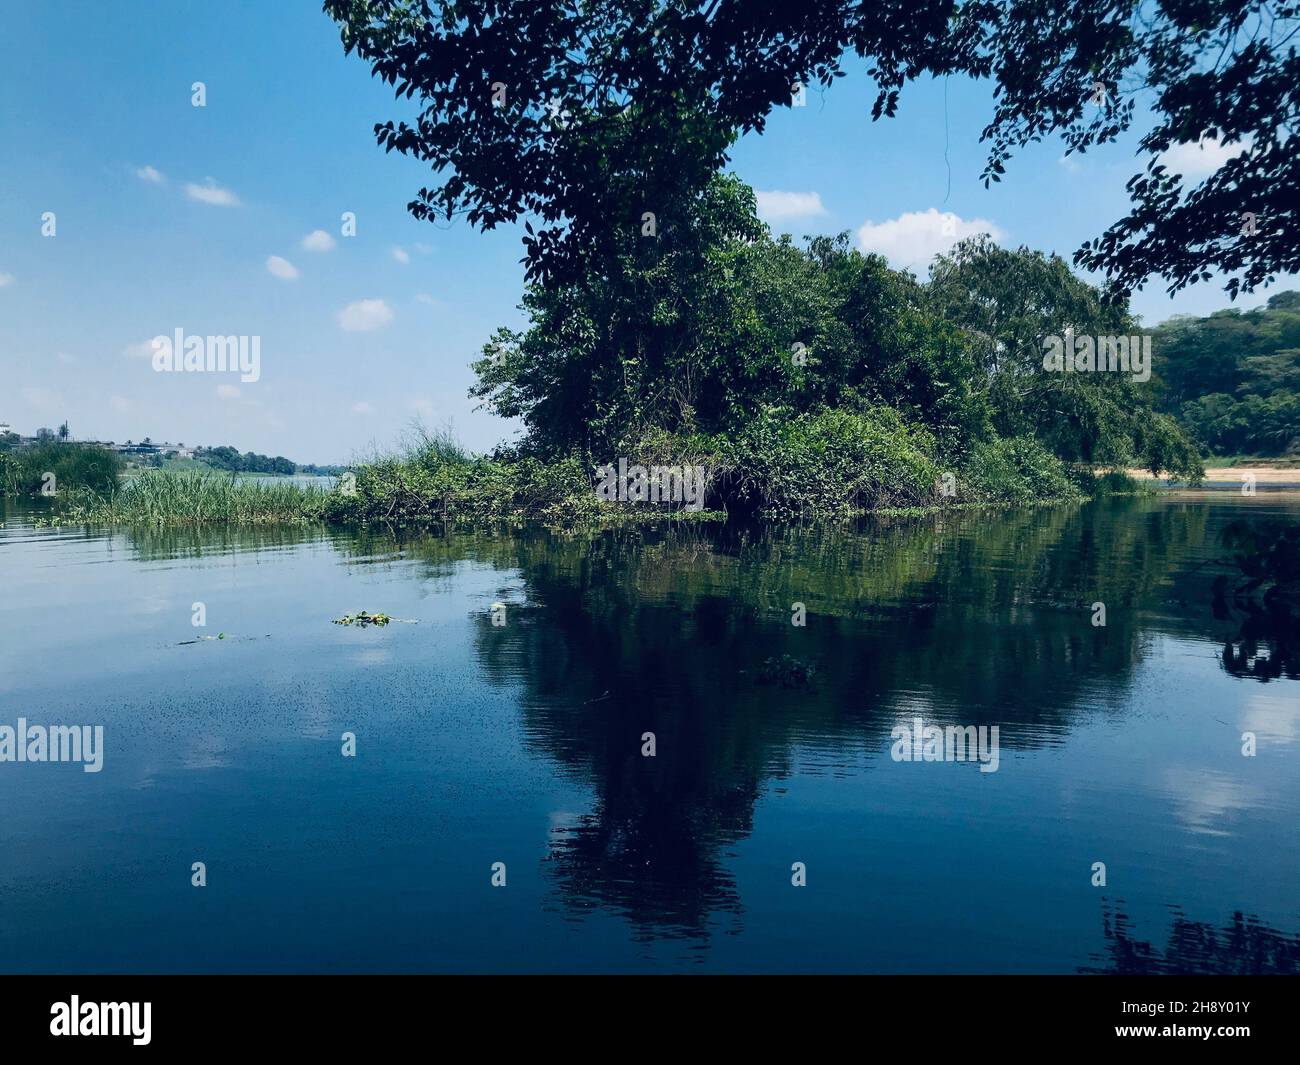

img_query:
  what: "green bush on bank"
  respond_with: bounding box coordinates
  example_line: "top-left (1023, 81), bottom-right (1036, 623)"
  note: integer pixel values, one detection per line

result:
top-left (959, 436), bottom-right (1078, 505)
top-left (317, 410), bottom-right (1082, 525)
top-left (1071, 468), bottom-right (1159, 497)
top-left (320, 449), bottom-right (605, 525)
top-left (711, 406), bottom-right (941, 520)
top-left (0, 442), bottom-right (123, 497)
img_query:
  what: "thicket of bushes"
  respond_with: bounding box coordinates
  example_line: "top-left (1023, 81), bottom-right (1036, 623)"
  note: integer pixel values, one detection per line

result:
top-left (313, 178), bottom-right (1202, 527)
top-left (314, 415), bottom-right (1085, 527)
top-left (0, 441), bottom-right (123, 497)
top-left (1152, 292), bottom-right (1300, 456)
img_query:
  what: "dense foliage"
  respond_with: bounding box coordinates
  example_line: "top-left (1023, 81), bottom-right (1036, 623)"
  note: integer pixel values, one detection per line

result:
top-left (466, 174), bottom-right (1200, 517)
top-left (0, 441), bottom-right (123, 497)
top-left (327, 0), bottom-right (1300, 299)
top-left (1151, 291), bottom-right (1300, 455)
top-left (195, 445), bottom-right (298, 476)
top-left (928, 236), bottom-right (1203, 473)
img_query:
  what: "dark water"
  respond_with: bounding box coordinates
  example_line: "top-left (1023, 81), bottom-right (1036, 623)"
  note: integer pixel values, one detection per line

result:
top-left (1, 495), bottom-right (1297, 973)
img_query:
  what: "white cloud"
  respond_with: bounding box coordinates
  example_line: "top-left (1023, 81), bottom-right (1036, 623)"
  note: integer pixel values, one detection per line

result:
top-left (410, 398), bottom-right (435, 416)
top-left (391, 246), bottom-right (410, 264)
top-left (216, 384), bottom-right (241, 400)
top-left (351, 401), bottom-right (375, 416)
top-left (109, 395), bottom-right (132, 413)
top-left (855, 208), bottom-right (1005, 271)
top-left (136, 165), bottom-right (165, 184)
top-left (124, 339), bottom-right (161, 360)
top-left (185, 179), bottom-right (241, 207)
top-left (266, 255), bottom-right (300, 280)
top-left (1158, 136), bottom-right (1250, 179)
top-left (337, 298), bottom-right (394, 332)
top-left (414, 292), bottom-right (441, 307)
top-left (301, 229), bottom-right (336, 252)
top-left (0, 273), bottom-right (13, 288)
top-left (755, 190), bottom-right (827, 222)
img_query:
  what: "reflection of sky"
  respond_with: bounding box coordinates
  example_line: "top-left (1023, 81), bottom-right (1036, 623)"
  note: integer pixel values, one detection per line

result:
top-left (1160, 767), bottom-right (1260, 838)
top-left (0, 502), bottom-right (1295, 973)
top-left (1241, 691), bottom-right (1300, 745)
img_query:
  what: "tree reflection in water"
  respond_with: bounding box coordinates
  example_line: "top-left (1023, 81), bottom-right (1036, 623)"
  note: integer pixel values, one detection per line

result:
top-left (1083, 903), bottom-right (1300, 974)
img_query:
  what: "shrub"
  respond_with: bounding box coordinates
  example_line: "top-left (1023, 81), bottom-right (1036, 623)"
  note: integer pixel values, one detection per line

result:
top-left (960, 436), bottom-right (1077, 505)
top-left (0, 442), bottom-right (123, 497)
top-left (715, 406), bottom-right (940, 520)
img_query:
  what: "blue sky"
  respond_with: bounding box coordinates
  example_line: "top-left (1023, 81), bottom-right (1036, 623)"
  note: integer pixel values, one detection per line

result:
top-left (1, 1), bottom-right (1287, 462)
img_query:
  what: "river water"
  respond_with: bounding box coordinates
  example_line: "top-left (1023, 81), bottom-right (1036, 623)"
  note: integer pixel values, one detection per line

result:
top-left (1, 494), bottom-right (1296, 972)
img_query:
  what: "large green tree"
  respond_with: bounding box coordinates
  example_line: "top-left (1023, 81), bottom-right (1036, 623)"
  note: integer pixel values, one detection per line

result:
top-left (471, 173), bottom-right (1201, 474)
top-left (928, 236), bottom-right (1201, 472)
top-left (469, 174), bottom-right (990, 457)
top-left (327, 0), bottom-right (1299, 298)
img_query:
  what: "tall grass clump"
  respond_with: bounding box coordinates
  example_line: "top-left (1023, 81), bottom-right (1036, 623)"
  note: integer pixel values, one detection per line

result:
top-left (714, 406), bottom-right (941, 520)
top-left (0, 441), bottom-right (123, 496)
top-left (403, 422), bottom-right (473, 469)
top-left (958, 436), bottom-right (1079, 505)
top-left (1068, 468), bottom-right (1159, 497)
top-left (63, 470), bottom-right (326, 526)
top-left (322, 447), bottom-right (601, 525)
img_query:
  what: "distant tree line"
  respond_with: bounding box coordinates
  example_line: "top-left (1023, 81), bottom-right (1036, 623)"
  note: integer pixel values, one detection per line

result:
top-left (193, 447), bottom-right (345, 476)
top-left (1151, 292), bottom-right (1300, 456)
top-left (195, 446), bottom-right (297, 476)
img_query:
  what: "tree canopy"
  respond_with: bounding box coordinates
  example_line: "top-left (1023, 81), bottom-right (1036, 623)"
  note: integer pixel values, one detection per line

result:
top-left (1152, 291), bottom-right (1300, 454)
top-left (327, 0), bottom-right (1299, 297)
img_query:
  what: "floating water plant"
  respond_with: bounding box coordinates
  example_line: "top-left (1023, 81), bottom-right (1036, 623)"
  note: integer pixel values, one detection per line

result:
top-left (332, 610), bottom-right (415, 627)
top-left (175, 633), bottom-right (269, 645)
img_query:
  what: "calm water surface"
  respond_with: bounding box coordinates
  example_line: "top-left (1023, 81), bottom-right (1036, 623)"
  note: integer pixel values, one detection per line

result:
top-left (1, 495), bottom-right (1296, 973)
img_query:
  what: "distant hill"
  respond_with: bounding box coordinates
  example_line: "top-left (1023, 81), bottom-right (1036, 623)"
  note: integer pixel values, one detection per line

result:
top-left (156, 445), bottom-right (344, 477)
top-left (1152, 291), bottom-right (1300, 457)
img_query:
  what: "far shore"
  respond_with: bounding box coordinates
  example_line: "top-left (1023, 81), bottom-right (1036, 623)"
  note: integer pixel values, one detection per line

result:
top-left (1127, 465), bottom-right (1300, 484)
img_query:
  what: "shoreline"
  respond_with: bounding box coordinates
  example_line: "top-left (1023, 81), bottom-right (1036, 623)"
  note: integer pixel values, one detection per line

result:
top-left (1127, 465), bottom-right (1300, 486)
top-left (18, 465), bottom-right (1300, 530)
top-left (11, 493), bottom-right (1094, 531)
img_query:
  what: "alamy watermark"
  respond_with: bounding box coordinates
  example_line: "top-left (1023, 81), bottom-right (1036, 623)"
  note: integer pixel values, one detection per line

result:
top-left (1042, 328), bottom-right (1151, 382)
top-left (0, 718), bottom-right (104, 773)
top-left (890, 716), bottom-right (1000, 773)
top-left (50, 997), bottom-right (150, 1045)
top-left (594, 459), bottom-right (707, 511)
top-left (149, 328), bottom-right (261, 383)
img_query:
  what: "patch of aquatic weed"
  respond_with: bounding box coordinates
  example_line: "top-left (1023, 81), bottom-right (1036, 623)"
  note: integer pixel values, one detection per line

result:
top-left (59, 471), bottom-right (326, 526)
